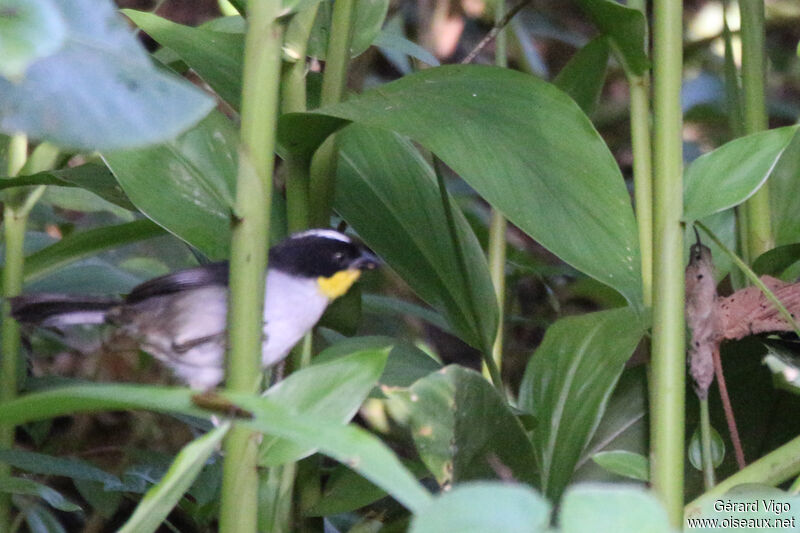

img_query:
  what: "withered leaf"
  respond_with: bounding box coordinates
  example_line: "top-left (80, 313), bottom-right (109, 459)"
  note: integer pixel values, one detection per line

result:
top-left (718, 276), bottom-right (800, 340)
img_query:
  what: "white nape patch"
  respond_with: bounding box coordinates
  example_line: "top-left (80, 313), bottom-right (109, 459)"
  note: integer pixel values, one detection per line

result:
top-left (292, 228), bottom-right (351, 243)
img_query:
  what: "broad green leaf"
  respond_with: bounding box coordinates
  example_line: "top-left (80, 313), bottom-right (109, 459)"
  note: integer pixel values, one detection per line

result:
top-left (770, 131), bottom-right (800, 245)
top-left (279, 65), bottom-right (642, 309)
top-left (118, 422), bottom-right (229, 533)
top-left (0, 384), bottom-right (432, 513)
top-left (0, 0), bottom-right (65, 80)
top-left (307, 0), bottom-right (390, 60)
top-left (22, 505), bottom-right (67, 533)
top-left (314, 335), bottom-right (440, 388)
top-left (753, 243), bottom-right (800, 278)
top-left (362, 294), bottom-right (453, 337)
top-left (573, 0), bottom-right (648, 75)
top-left (0, 163), bottom-right (137, 211)
top-left (0, 449), bottom-right (122, 489)
top-left (336, 125), bottom-right (497, 350)
top-left (684, 126), bottom-right (799, 222)
top-left (409, 482), bottom-right (551, 533)
top-left (103, 111), bottom-right (237, 260)
top-left (259, 347), bottom-right (389, 466)
top-left (519, 307), bottom-right (645, 500)
top-left (688, 425), bottom-right (725, 471)
top-left (559, 484), bottom-right (672, 533)
top-left (23, 220), bottom-right (165, 283)
top-left (591, 451), bottom-right (649, 481)
top-left (374, 26), bottom-right (440, 71)
top-left (0, 476), bottom-right (81, 512)
top-left (306, 459), bottom-right (428, 516)
top-left (386, 365), bottom-right (537, 487)
top-left (554, 35), bottom-right (610, 115)
top-left (574, 367), bottom-right (648, 482)
top-left (123, 10), bottom-right (244, 110)
top-left (0, 0), bottom-right (213, 150)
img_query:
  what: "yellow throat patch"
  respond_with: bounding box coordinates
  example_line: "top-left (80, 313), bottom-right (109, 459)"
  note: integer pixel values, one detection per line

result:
top-left (318, 269), bottom-right (361, 299)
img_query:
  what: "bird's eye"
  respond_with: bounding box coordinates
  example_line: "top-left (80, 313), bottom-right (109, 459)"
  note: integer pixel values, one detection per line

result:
top-left (333, 251), bottom-right (345, 264)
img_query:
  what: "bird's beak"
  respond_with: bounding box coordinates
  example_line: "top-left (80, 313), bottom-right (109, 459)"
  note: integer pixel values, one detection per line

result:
top-left (353, 249), bottom-right (381, 271)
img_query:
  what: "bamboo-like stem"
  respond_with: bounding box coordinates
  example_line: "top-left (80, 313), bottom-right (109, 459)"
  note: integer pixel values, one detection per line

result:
top-left (0, 134), bottom-right (29, 532)
top-left (219, 2), bottom-right (282, 531)
top-left (740, 0), bottom-right (773, 260)
top-left (308, 0), bottom-right (355, 226)
top-left (698, 398), bottom-right (716, 489)
top-left (626, 0), bottom-right (653, 308)
top-left (649, 0), bottom-right (685, 524)
top-left (282, 5), bottom-right (319, 233)
top-left (686, 434), bottom-right (800, 517)
top-left (483, 0), bottom-right (508, 381)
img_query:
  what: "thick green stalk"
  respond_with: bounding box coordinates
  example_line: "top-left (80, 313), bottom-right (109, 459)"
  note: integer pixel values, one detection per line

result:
top-left (308, 0), bottom-right (355, 226)
top-left (219, 2), bottom-right (282, 531)
top-left (649, 0), bottom-right (685, 524)
top-left (699, 398), bottom-right (716, 490)
top-left (484, 0), bottom-right (508, 379)
top-left (0, 134), bottom-right (28, 532)
top-left (686, 434), bottom-right (800, 516)
top-left (626, 1), bottom-right (653, 308)
top-left (740, 0), bottom-right (773, 259)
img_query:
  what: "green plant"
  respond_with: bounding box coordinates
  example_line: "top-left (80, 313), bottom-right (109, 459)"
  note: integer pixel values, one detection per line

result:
top-left (0, 0), bottom-right (799, 531)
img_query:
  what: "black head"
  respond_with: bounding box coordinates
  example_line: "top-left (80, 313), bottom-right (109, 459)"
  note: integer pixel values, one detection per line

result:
top-left (269, 229), bottom-right (380, 278)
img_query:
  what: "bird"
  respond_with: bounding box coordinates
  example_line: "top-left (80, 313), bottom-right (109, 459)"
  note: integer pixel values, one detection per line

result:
top-left (10, 229), bottom-right (380, 389)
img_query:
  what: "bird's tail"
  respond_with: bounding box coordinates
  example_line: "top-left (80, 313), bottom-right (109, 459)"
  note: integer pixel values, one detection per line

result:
top-left (10, 294), bottom-right (120, 328)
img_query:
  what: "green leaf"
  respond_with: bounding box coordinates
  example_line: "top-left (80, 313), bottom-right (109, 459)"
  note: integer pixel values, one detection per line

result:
top-left (519, 307), bottom-right (645, 500)
top-left (0, 0), bottom-right (213, 150)
top-left (553, 35), bottom-right (610, 115)
top-left (22, 505), bottom-right (68, 533)
top-left (770, 131), bottom-right (800, 245)
top-left (409, 482), bottom-right (551, 533)
top-left (591, 450), bottom-right (649, 481)
top-left (23, 220), bottom-right (164, 283)
top-left (0, 449), bottom-right (122, 489)
top-left (118, 423), bottom-right (229, 533)
top-left (279, 65), bottom-right (643, 309)
top-left (313, 335), bottom-right (441, 388)
top-left (306, 459), bottom-right (428, 516)
top-left (753, 243), bottom-right (800, 278)
top-left (572, 0), bottom-right (649, 75)
top-left (0, 163), bottom-right (138, 211)
top-left (362, 294), bottom-right (453, 336)
top-left (0, 384), bottom-right (432, 513)
top-left (386, 365), bottom-right (537, 487)
top-left (559, 484), bottom-right (672, 533)
top-left (0, 0), bottom-right (65, 80)
top-left (688, 425), bottom-right (725, 470)
top-left (307, 0), bottom-right (389, 60)
top-left (684, 126), bottom-right (799, 222)
top-left (259, 347), bottom-right (389, 466)
top-left (122, 10), bottom-right (244, 110)
top-left (0, 476), bottom-right (81, 512)
top-left (373, 27), bottom-right (440, 70)
top-left (336, 125), bottom-right (497, 350)
top-left (103, 111), bottom-right (237, 260)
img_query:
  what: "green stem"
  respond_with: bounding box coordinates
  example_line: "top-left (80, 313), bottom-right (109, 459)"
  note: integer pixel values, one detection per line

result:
top-left (699, 398), bottom-right (716, 490)
top-left (219, 2), bottom-right (282, 531)
top-left (740, 0), bottom-right (773, 259)
top-left (484, 0), bottom-right (508, 380)
top-left (0, 134), bottom-right (28, 532)
top-left (650, 0), bottom-right (685, 524)
top-left (685, 434), bottom-right (800, 517)
top-left (308, 0), bottom-right (355, 226)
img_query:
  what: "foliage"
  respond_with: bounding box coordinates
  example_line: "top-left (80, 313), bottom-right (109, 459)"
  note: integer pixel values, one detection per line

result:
top-left (0, 0), bottom-right (798, 531)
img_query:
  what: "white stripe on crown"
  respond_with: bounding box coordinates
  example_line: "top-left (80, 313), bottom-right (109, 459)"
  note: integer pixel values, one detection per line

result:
top-left (293, 229), bottom-right (351, 243)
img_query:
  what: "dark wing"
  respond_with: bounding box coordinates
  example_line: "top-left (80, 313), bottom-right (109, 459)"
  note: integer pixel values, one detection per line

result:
top-left (125, 262), bottom-right (229, 304)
